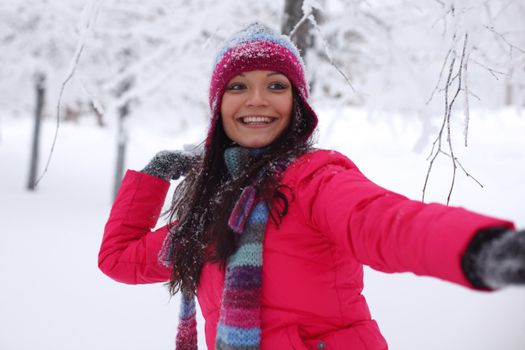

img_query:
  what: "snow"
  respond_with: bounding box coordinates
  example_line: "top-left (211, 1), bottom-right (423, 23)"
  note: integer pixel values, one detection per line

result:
top-left (316, 106), bottom-right (525, 350)
top-left (1, 106), bottom-right (524, 350)
top-left (2, 1), bottom-right (525, 348)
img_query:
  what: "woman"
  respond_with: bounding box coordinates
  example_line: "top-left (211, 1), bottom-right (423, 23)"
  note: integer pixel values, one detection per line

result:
top-left (98, 23), bottom-right (525, 350)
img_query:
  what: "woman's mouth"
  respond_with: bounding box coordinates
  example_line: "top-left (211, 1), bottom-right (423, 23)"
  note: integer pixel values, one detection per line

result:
top-left (238, 116), bottom-right (277, 126)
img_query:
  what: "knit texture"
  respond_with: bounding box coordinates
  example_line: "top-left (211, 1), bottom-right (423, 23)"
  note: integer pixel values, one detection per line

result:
top-left (167, 23), bottom-right (317, 349)
top-left (462, 227), bottom-right (525, 289)
top-left (215, 147), bottom-right (270, 350)
top-left (176, 293), bottom-right (198, 350)
top-left (141, 151), bottom-right (197, 181)
top-left (171, 146), bottom-right (291, 349)
top-left (205, 22), bottom-right (318, 151)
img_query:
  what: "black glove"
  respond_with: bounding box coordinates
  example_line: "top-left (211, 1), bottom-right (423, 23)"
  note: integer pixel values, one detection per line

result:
top-left (141, 150), bottom-right (198, 181)
top-left (462, 227), bottom-right (525, 289)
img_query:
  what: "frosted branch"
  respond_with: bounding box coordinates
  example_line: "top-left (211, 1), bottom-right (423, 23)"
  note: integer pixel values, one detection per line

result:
top-left (289, 11), bottom-right (312, 39)
top-left (289, 0), bottom-right (323, 39)
top-left (35, 0), bottom-right (102, 187)
top-left (469, 57), bottom-right (507, 80)
top-left (484, 25), bottom-right (525, 55)
top-left (307, 14), bottom-right (359, 95)
top-left (463, 50), bottom-right (471, 147)
top-left (426, 47), bottom-right (453, 105)
top-left (422, 33), bottom-right (474, 204)
top-left (439, 150), bottom-right (484, 188)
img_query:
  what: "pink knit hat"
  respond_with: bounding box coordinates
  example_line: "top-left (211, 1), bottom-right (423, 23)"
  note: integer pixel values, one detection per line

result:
top-left (205, 23), bottom-right (318, 149)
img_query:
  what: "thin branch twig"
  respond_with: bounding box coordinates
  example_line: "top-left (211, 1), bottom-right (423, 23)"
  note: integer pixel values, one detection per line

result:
top-left (307, 14), bottom-right (358, 94)
top-left (35, 45), bottom-right (86, 186)
top-left (423, 33), bottom-right (472, 204)
top-left (444, 34), bottom-right (468, 204)
top-left (426, 46), bottom-right (453, 105)
top-left (463, 50), bottom-right (471, 147)
top-left (484, 25), bottom-right (525, 55)
top-left (289, 10), bottom-right (312, 39)
top-left (439, 150), bottom-right (484, 188)
top-left (35, 0), bottom-right (101, 186)
top-left (469, 57), bottom-right (506, 80)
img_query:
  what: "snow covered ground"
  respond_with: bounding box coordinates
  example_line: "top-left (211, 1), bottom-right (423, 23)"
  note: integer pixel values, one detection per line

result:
top-left (1, 107), bottom-right (524, 349)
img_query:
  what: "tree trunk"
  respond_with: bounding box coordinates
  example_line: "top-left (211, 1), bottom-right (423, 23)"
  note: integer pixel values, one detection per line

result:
top-left (281, 0), bottom-right (314, 59)
top-left (112, 78), bottom-right (133, 200)
top-left (505, 67), bottom-right (514, 106)
top-left (27, 73), bottom-right (46, 191)
top-left (282, 0), bottom-right (324, 92)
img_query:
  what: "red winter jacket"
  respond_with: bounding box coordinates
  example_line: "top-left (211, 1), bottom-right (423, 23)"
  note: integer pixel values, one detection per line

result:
top-left (99, 150), bottom-right (513, 350)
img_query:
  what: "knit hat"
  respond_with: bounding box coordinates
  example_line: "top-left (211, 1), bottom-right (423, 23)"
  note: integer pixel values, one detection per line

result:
top-left (205, 23), bottom-right (318, 150)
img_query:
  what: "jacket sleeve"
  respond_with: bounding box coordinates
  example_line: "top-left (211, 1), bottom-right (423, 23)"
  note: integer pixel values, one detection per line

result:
top-left (293, 150), bottom-right (514, 288)
top-left (98, 170), bottom-right (172, 284)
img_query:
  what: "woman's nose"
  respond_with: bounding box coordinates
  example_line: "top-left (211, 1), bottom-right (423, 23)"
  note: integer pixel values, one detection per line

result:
top-left (245, 88), bottom-right (269, 107)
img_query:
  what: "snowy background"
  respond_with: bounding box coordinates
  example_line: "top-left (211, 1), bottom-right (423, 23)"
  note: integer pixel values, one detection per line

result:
top-left (1, 0), bottom-right (525, 349)
top-left (2, 108), bottom-right (525, 350)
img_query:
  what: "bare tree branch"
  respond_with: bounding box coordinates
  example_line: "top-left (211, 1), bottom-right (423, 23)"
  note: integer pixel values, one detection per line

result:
top-left (484, 25), bottom-right (525, 55)
top-left (289, 9), bottom-right (312, 39)
top-left (444, 34), bottom-right (468, 204)
top-left (307, 14), bottom-right (359, 95)
top-left (423, 33), bottom-right (472, 204)
top-left (463, 50), bottom-right (471, 147)
top-left (426, 47), bottom-right (453, 105)
top-left (439, 150), bottom-right (484, 188)
top-left (469, 57), bottom-right (507, 80)
top-left (35, 0), bottom-right (102, 187)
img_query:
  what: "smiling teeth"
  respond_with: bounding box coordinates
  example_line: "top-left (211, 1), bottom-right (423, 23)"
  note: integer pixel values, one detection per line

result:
top-left (242, 116), bottom-right (273, 124)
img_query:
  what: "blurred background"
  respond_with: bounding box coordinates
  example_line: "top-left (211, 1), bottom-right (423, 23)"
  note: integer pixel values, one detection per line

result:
top-left (1, 0), bottom-right (524, 349)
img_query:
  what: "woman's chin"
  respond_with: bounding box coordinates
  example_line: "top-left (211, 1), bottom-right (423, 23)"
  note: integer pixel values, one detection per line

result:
top-left (236, 139), bottom-right (274, 149)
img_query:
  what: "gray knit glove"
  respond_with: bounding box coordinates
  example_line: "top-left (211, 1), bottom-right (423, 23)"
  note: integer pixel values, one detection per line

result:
top-left (462, 227), bottom-right (525, 289)
top-left (140, 150), bottom-right (198, 181)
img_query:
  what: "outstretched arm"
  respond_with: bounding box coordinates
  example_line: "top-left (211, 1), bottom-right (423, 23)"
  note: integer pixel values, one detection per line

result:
top-left (294, 150), bottom-right (516, 288)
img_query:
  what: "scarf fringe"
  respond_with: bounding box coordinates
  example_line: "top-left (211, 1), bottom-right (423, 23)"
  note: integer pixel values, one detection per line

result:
top-left (159, 230), bottom-right (176, 268)
top-left (176, 293), bottom-right (198, 350)
top-left (170, 147), bottom-right (294, 349)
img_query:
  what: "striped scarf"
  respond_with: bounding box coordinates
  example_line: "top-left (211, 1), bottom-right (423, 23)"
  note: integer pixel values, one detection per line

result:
top-left (172, 146), bottom-right (288, 349)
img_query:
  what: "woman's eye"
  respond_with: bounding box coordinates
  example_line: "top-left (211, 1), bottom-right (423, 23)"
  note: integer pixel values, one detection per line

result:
top-left (269, 82), bottom-right (288, 90)
top-left (226, 82), bottom-right (246, 91)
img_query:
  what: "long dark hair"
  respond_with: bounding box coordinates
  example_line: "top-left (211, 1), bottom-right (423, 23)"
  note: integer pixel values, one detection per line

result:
top-left (165, 88), bottom-right (316, 295)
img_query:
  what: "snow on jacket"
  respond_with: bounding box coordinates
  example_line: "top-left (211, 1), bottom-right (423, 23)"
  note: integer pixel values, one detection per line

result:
top-left (98, 149), bottom-right (513, 350)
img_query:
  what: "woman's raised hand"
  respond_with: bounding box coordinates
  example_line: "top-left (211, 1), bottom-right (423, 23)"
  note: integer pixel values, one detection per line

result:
top-left (141, 150), bottom-right (198, 181)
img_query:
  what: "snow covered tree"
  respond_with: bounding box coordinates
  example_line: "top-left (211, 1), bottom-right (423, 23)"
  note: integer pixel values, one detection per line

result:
top-left (282, 0), bottom-right (317, 57)
top-left (27, 73), bottom-right (46, 191)
top-left (0, 0), bottom-right (87, 188)
top-left (1, 0), bottom-right (523, 197)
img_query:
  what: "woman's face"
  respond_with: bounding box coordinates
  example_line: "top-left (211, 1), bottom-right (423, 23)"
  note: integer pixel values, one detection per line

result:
top-left (220, 70), bottom-right (293, 148)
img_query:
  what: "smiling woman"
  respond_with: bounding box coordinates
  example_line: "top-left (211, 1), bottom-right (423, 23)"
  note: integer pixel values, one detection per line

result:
top-left (98, 22), bottom-right (525, 350)
top-left (221, 70), bottom-right (293, 148)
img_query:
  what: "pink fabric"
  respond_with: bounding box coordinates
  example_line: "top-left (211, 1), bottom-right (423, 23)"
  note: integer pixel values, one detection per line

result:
top-left (99, 150), bottom-right (514, 350)
top-left (98, 171), bottom-right (171, 284)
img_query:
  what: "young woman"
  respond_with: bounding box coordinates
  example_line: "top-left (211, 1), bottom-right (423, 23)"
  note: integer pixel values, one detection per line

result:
top-left (98, 23), bottom-right (525, 350)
